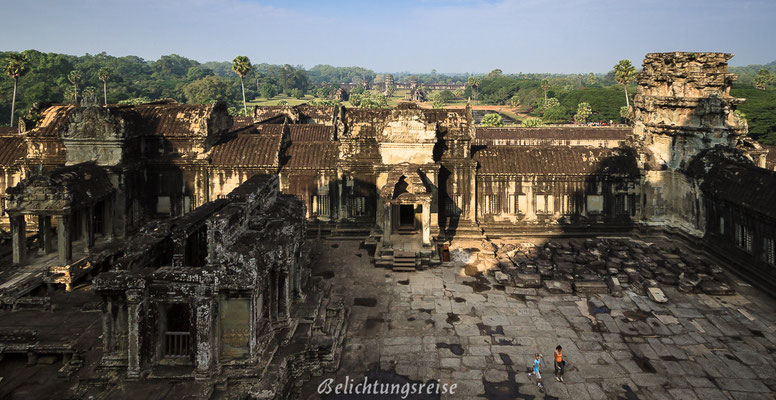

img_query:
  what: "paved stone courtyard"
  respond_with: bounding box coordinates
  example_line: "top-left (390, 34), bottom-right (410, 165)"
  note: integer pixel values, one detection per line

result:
top-left (301, 238), bottom-right (776, 400)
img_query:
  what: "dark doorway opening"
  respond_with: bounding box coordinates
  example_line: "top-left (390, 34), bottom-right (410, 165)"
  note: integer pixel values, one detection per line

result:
top-left (399, 205), bottom-right (415, 229)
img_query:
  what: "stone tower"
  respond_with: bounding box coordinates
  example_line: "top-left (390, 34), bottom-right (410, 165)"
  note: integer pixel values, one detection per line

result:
top-left (632, 52), bottom-right (751, 234)
top-left (631, 52), bottom-right (748, 171)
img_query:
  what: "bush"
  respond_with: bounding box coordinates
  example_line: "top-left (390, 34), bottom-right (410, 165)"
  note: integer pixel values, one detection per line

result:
top-left (481, 113), bottom-right (504, 127)
top-left (522, 117), bottom-right (543, 127)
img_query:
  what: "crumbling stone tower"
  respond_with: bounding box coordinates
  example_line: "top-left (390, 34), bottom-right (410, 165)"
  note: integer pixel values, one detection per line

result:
top-left (631, 52), bottom-right (750, 234)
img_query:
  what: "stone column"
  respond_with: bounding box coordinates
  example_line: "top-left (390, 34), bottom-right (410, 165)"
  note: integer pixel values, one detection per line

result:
top-left (468, 166), bottom-right (477, 222)
top-left (11, 214), bottom-right (26, 266)
top-left (58, 214), bottom-right (73, 264)
top-left (82, 207), bottom-right (95, 253)
top-left (103, 199), bottom-right (113, 240)
top-left (126, 289), bottom-right (143, 380)
top-left (194, 294), bottom-right (214, 380)
top-left (337, 169), bottom-right (346, 220)
top-left (382, 203), bottom-right (392, 246)
top-left (38, 215), bottom-right (54, 255)
top-left (279, 273), bottom-right (290, 321)
top-left (422, 201), bottom-right (431, 246)
top-left (269, 272), bottom-right (278, 322)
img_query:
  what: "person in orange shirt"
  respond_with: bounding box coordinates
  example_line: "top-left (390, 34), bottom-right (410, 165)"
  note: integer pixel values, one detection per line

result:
top-left (554, 345), bottom-right (565, 382)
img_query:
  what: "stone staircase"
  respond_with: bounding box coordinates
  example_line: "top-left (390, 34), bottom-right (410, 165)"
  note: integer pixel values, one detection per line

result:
top-left (392, 251), bottom-right (418, 272)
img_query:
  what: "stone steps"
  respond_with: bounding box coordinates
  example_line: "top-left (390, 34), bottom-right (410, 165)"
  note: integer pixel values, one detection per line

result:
top-left (392, 251), bottom-right (417, 272)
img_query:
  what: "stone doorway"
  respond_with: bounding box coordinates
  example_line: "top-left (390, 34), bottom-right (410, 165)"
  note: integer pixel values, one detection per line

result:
top-left (399, 205), bottom-right (415, 229)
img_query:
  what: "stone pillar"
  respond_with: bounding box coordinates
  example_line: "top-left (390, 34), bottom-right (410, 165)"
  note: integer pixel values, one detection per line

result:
top-left (58, 214), bottom-right (72, 264)
top-left (382, 203), bottom-right (392, 246)
top-left (279, 273), bottom-right (290, 321)
top-left (269, 272), bottom-right (278, 322)
top-left (422, 201), bottom-right (431, 246)
top-left (126, 289), bottom-right (143, 380)
top-left (11, 214), bottom-right (26, 266)
top-left (194, 294), bottom-right (214, 380)
top-left (82, 207), bottom-right (95, 253)
top-left (38, 215), bottom-right (54, 255)
top-left (468, 166), bottom-right (477, 222)
top-left (102, 300), bottom-right (113, 355)
top-left (103, 199), bottom-right (113, 240)
top-left (338, 170), bottom-right (346, 220)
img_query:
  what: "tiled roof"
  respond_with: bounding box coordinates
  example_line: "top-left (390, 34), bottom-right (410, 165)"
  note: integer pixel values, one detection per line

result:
top-left (254, 124), bottom-right (284, 135)
top-left (254, 106), bottom-right (288, 124)
top-left (132, 103), bottom-right (214, 137)
top-left (474, 146), bottom-right (639, 175)
top-left (289, 125), bottom-right (333, 142)
top-left (0, 126), bottom-right (18, 135)
top-left (0, 136), bottom-right (25, 166)
top-left (26, 105), bottom-right (76, 137)
top-left (701, 161), bottom-right (776, 220)
top-left (230, 117), bottom-right (255, 132)
top-left (211, 133), bottom-right (281, 168)
top-left (284, 142), bottom-right (338, 169)
top-left (475, 127), bottom-right (631, 141)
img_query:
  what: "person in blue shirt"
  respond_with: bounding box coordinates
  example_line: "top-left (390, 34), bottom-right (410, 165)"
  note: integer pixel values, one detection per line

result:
top-left (528, 353), bottom-right (544, 391)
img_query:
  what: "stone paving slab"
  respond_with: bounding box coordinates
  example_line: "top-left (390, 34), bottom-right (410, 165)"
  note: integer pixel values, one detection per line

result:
top-left (302, 239), bottom-right (776, 399)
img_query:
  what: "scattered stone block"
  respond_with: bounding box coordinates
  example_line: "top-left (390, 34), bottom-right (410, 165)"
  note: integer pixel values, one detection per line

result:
top-left (647, 287), bottom-right (668, 303)
top-left (699, 280), bottom-right (735, 296)
top-left (494, 271), bottom-right (509, 284)
top-left (543, 280), bottom-right (573, 294)
top-left (515, 273), bottom-right (541, 288)
top-left (574, 280), bottom-right (609, 295)
top-left (606, 276), bottom-right (623, 297)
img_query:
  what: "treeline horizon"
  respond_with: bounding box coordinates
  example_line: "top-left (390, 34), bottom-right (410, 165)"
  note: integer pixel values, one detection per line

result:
top-left (1, 49), bottom-right (774, 145)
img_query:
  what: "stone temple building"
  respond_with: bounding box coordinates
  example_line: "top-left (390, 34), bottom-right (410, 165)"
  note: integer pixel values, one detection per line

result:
top-left (0, 52), bottom-right (774, 397)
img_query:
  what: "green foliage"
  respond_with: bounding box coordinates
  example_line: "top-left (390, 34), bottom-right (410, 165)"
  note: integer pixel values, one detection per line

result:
top-left (522, 117), bottom-right (543, 127)
top-left (584, 72), bottom-right (598, 87)
top-left (557, 87), bottom-right (626, 122)
top-left (730, 61), bottom-right (776, 86)
top-left (432, 92), bottom-right (446, 109)
top-left (613, 59), bottom-right (637, 107)
top-left (260, 83), bottom-right (278, 99)
top-left (480, 113), bottom-right (504, 127)
top-left (182, 76), bottom-right (234, 104)
top-left (231, 56), bottom-right (252, 78)
top-left (754, 69), bottom-right (774, 90)
top-left (574, 102), bottom-right (592, 123)
top-left (613, 59), bottom-right (636, 86)
top-left (541, 97), bottom-right (568, 123)
top-left (290, 88), bottom-right (303, 99)
top-left (620, 106), bottom-right (630, 119)
top-left (4, 53), bottom-right (30, 79)
top-left (350, 91), bottom-right (388, 109)
top-left (117, 97), bottom-right (152, 105)
top-left (307, 65), bottom-right (374, 84)
top-left (509, 94), bottom-right (521, 107)
top-left (731, 86), bottom-right (776, 145)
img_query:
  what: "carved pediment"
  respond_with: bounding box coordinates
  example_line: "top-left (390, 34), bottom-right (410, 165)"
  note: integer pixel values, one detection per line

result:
top-left (60, 106), bottom-right (135, 141)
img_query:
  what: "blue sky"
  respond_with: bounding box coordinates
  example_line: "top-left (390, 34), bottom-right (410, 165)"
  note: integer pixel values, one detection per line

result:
top-left (0, 0), bottom-right (774, 73)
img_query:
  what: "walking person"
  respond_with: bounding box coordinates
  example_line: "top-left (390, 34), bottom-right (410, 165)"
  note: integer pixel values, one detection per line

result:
top-left (528, 353), bottom-right (544, 392)
top-left (554, 345), bottom-right (565, 382)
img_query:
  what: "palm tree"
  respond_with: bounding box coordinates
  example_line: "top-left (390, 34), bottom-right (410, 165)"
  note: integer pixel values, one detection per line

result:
top-left (4, 53), bottom-right (30, 127)
top-left (68, 70), bottom-right (82, 104)
top-left (613, 59), bottom-right (637, 109)
top-left (232, 56), bottom-right (252, 116)
top-left (541, 78), bottom-right (551, 105)
top-left (467, 77), bottom-right (481, 103)
top-left (98, 67), bottom-right (111, 105)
